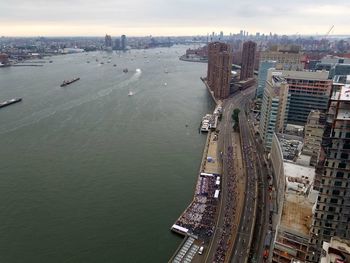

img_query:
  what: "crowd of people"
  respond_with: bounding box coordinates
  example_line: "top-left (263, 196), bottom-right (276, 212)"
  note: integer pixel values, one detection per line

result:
top-left (213, 145), bottom-right (240, 263)
top-left (175, 174), bottom-right (220, 240)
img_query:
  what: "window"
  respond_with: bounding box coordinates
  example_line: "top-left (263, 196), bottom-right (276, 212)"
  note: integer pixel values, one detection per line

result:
top-left (335, 181), bottom-right (342, 187)
top-left (339, 163), bottom-right (346, 169)
top-left (336, 172), bottom-right (344, 178)
top-left (330, 198), bottom-right (338, 204)
top-left (324, 229), bottom-right (331, 236)
top-left (326, 214), bottom-right (334, 220)
top-left (341, 153), bottom-right (349, 159)
top-left (325, 221), bottom-right (332, 227)
top-left (333, 190), bottom-right (340, 196)
top-left (328, 207), bottom-right (335, 212)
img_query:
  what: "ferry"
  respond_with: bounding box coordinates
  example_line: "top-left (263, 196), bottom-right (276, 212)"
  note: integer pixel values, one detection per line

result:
top-left (0, 98), bottom-right (22, 108)
top-left (60, 77), bottom-right (80, 87)
top-left (200, 114), bottom-right (213, 132)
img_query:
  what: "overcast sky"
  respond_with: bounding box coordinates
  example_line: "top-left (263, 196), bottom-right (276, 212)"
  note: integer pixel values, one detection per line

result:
top-left (1, 0), bottom-right (349, 36)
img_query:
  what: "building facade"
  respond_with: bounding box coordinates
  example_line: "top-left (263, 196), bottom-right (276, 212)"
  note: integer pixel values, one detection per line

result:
top-left (121, 35), bottom-right (127, 51)
top-left (260, 45), bottom-right (303, 71)
top-left (303, 110), bottom-right (326, 166)
top-left (309, 81), bottom-right (350, 262)
top-left (257, 60), bottom-right (276, 98)
top-left (105, 34), bottom-right (112, 48)
top-left (207, 42), bottom-right (233, 100)
top-left (240, 41), bottom-right (256, 81)
top-left (270, 70), bottom-right (332, 125)
top-left (259, 75), bottom-right (290, 150)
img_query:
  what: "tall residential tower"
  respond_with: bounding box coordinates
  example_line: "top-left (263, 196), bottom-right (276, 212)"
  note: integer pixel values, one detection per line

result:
top-left (207, 42), bottom-right (233, 100)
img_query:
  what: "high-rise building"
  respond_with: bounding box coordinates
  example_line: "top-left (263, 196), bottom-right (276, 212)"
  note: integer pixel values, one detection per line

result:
top-left (207, 42), bottom-right (233, 100)
top-left (121, 35), bottom-right (127, 51)
top-left (105, 34), bottom-right (112, 47)
top-left (260, 45), bottom-right (303, 71)
top-left (308, 79), bottom-right (350, 262)
top-left (256, 60), bottom-right (276, 98)
top-left (270, 70), bottom-right (332, 125)
top-left (240, 41), bottom-right (256, 81)
top-left (259, 74), bottom-right (290, 150)
top-left (114, 39), bottom-right (121, 50)
top-left (303, 110), bottom-right (326, 166)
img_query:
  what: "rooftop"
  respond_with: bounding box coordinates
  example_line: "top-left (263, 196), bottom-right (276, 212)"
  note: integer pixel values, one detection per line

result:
top-left (284, 162), bottom-right (315, 190)
top-left (274, 69), bottom-right (330, 81)
top-left (281, 192), bottom-right (313, 236)
top-left (276, 133), bottom-right (303, 161)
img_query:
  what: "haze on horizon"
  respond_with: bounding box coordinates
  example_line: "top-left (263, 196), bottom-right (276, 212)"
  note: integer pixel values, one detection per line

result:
top-left (1, 0), bottom-right (350, 37)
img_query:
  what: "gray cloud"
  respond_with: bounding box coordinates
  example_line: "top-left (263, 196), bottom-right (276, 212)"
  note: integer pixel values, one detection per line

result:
top-left (0, 0), bottom-right (349, 35)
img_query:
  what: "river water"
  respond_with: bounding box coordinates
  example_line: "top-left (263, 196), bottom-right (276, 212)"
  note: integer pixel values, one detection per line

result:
top-left (0, 46), bottom-right (214, 262)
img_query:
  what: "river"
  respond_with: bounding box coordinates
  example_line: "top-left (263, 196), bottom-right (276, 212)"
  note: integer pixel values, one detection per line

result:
top-left (0, 45), bottom-right (215, 262)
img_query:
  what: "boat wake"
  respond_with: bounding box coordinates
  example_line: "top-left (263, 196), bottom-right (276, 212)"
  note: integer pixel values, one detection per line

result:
top-left (0, 73), bottom-right (142, 135)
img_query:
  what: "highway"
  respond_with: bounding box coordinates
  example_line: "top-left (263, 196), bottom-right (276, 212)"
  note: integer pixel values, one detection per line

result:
top-left (203, 85), bottom-right (270, 263)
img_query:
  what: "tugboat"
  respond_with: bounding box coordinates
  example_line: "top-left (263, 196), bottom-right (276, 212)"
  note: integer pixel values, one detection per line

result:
top-left (123, 68), bottom-right (128, 73)
top-left (60, 77), bottom-right (80, 87)
top-left (0, 98), bottom-right (22, 108)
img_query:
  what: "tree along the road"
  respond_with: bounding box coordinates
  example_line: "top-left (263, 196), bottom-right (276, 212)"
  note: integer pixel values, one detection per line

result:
top-left (232, 108), bottom-right (240, 131)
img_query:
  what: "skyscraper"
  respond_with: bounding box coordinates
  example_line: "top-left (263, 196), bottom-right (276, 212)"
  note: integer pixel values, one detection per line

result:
top-left (240, 41), bottom-right (256, 81)
top-left (309, 79), bottom-right (350, 262)
top-left (259, 74), bottom-right (290, 150)
top-left (121, 35), bottom-right (127, 51)
top-left (270, 70), bottom-right (332, 125)
top-left (207, 42), bottom-right (233, 100)
top-left (105, 34), bottom-right (112, 47)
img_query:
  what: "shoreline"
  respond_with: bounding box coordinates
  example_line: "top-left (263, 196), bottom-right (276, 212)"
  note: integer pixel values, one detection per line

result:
top-left (168, 81), bottom-right (221, 262)
top-left (179, 55), bottom-right (208, 63)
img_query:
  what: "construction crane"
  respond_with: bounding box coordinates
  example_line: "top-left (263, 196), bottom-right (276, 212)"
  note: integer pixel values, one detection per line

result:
top-left (324, 25), bottom-right (334, 39)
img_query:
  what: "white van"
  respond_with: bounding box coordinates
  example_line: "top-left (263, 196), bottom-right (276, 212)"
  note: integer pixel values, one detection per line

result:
top-left (198, 246), bottom-right (204, 255)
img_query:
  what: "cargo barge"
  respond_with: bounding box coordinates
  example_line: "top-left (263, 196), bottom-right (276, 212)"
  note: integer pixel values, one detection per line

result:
top-left (60, 77), bottom-right (80, 87)
top-left (0, 98), bottom-right (22, 108)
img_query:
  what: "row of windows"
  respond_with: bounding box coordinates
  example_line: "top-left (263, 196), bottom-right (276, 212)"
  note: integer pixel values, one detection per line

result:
top-left (325, 160), bottom-right (348, 169)
top-left (332, 131), bottom-right (350, 139)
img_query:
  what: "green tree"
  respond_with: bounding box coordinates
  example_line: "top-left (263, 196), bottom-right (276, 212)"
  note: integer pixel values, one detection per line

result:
top-left (232, 108), bottom-right (240, 131)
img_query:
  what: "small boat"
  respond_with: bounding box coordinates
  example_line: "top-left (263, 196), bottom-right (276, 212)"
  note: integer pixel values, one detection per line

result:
top-left (164, 82), bottom-right (168, 86)
top-left (113, 64), bottom-right (117, 67)
top-left (123, 68), bottom-right (128, 73)
top-left (49, 60), bottom-right (53, 63)
top-left (128, 91), bottom-right (134, 96)
top-left (164, 69), bottom-right (169, 73)
top-left (87, 61), bottom-right (90, 63)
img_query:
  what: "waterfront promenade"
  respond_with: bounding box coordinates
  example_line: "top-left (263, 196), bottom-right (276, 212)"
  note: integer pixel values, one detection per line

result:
top-left (169, 119), bottom-right (222, 263)
top-left (169, 81), bottom-right (248, 263)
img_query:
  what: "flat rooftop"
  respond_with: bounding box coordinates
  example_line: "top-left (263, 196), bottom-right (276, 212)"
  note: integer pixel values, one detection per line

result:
top-left (284, 162), bottom-right (315, 183)
top-left (281, 192), bottom-right (313, 236)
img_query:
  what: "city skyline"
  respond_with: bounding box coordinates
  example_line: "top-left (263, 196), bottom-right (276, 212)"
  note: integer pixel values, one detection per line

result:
top-left (1, 0), bottom-right (350, 36)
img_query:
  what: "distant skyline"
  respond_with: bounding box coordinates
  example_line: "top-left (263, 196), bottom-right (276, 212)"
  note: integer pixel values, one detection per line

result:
top-left (1, 0), bottom-right (350, 37)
